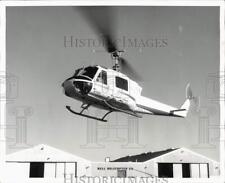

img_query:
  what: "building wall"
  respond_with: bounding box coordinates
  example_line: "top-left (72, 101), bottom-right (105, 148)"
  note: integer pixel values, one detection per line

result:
top-left (5, 161), bottom-right (91, 179)
top-left (145, 149), bottom-right (220, 177)
top-left (91, 162), bottom-right (154, 177)
top-left (5, 162), bottom-right (30, 179)
top-left (77, 161), bottom-right (92, 176)
top-left (44, 162), bottom-right (77, 178)
top-left (5, 148), bottom-right (220, 179)
top-left (91, 149), bottom-right (220, 178)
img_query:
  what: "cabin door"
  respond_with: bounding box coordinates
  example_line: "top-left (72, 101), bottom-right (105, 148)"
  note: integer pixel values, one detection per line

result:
top-left (93, 70), bottom-right (109, 98)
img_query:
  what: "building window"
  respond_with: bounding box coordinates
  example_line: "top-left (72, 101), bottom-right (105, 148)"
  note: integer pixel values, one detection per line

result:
top-left (96, 71), bottom-right (107, 85)
top-left (158, 163), bottom-right (173, 178)
top-left (115, 77), bottom-right (128, 91)
top-left (29, 162), bottom-right (44, 178)
top-left (117, 169), bottom-right (127, 178)
top-left (182, 163), bottom-right (191, 178)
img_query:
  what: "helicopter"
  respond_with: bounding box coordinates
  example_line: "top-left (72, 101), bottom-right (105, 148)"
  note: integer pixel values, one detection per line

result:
top-left (62, 7), bottom-right (193, 122)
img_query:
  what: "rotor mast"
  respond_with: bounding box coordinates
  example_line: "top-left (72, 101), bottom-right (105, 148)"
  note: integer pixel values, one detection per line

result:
top-left (111, 50), bottom-right (124, 72)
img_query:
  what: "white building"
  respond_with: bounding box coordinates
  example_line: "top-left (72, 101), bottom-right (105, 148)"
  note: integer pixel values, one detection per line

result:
top-left (92, 148), bottom-right (220, 178)
top-left (5, 144), bottom-right (91, 180)
top-left (5, 144), bottom-right (220, 181)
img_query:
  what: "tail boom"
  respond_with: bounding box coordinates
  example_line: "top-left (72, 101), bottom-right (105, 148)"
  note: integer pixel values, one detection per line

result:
top-left (135, 84), bottom-right (192, 118)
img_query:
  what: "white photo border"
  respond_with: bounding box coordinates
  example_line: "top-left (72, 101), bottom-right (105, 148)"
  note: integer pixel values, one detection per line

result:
top-left (0, 1), bottom-right (224, 182)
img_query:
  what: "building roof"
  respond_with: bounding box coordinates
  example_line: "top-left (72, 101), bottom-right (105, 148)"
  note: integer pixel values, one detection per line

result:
top-left (112, 148), bottom-right (178, 162)
top-left (6, 144), bottom-right (90, 163)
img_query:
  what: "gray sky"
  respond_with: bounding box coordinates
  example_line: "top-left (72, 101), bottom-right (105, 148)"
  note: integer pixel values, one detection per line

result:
top-left (6, 6), bottom-right (220, 161)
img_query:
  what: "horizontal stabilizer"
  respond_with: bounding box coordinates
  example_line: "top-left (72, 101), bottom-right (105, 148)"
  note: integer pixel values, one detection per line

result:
top-left (172, 99), bottom-right (190, 117)
top-left (172, 84), bottom-right (192, 117)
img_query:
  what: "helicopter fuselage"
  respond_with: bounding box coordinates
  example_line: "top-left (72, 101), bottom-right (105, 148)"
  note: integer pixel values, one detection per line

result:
top-left (62, 65), bottom-right (191, 121)
top-left (62, 65), bottom-right (148, 115)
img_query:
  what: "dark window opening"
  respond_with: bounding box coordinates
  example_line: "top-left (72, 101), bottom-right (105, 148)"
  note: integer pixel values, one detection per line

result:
top-left (117, 169), bottom-right (127, 178)
top-left (158, 163), bottom-right (173, 178)
top-left (74, 66), bottom-right (98, 79)
top-left (29, 162), bottom-right (44, 178)
top-left (96, 71), bottom-right (107, 85)
top-left (182, 163), bottom-right (191, 178)
top-left (115, 77), bottom-right (128, 91)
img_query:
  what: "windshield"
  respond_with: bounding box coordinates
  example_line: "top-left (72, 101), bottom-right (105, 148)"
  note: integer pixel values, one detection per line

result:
top-left (74, 66), bottom-right (98, 80)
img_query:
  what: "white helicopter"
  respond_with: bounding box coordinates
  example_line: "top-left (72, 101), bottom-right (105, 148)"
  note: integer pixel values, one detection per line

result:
top-left (62, 7), bottom-right (193, 122)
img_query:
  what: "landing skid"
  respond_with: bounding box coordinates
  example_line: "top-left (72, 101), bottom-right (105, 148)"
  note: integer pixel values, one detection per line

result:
top-left (66, 106), bottom-right (112, 122)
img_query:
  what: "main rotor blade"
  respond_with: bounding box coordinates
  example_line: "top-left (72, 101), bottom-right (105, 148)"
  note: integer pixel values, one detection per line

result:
top-left (77, 7), bottom-right (117, 53)
top-left (119, 57), bottom-right (142, 81)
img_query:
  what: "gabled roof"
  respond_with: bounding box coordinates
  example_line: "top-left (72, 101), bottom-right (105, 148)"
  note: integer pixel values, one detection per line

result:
top-left (6, 144), bottom-right (90, 163)
top-left (112, 148), bottom-right (179, 162)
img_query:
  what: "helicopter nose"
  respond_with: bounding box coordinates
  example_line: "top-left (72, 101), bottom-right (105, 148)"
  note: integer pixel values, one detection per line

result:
top-left (62, 78), bottom-right (93, 96)
top-left (62, 79), bottom-right (76, 97)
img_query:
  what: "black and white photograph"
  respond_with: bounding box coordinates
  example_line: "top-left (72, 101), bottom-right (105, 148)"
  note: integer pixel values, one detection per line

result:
top-left (0, 1), bottom-right (224, 183)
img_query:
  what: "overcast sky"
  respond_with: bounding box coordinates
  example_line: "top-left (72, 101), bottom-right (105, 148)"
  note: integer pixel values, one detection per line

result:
top-left (6, 6), bottom-right (220, 161)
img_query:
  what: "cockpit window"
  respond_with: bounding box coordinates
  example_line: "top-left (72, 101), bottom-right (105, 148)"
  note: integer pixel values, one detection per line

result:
top-left (74, 66), bottom-right (98, 80)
